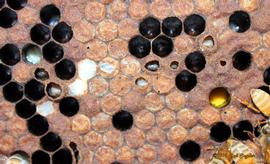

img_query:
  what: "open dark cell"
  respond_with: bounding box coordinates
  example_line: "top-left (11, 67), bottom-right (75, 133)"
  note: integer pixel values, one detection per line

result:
top-left (55, 59), bottom-right (76, 80)
top-left (210, 122), bottom-right (231, 142)
top-left (27, 114), bottom-right (49, 136)
top-left (59, 97), bottom-right (79, 117)
top-left (229, 10), bottom-right (250, 33)
top-left (179, 140), bottom-right (201, 161)
top-left (258, 86), bottom-right (270, 95)
top-left (170, 61), bottom-right (179, 69)
top-left (0, 7), bottom-right (18, 28)
top-left (111, 162), bottom-right (122, 164)
top-left (175, 70), bottom-right (197, 92)
top-left (40, 132), bottom-right (62, 152)
top-left (6, 0), bottom-right (27, 10)
top-left (152, 35), bottom-right (173, 57)
top-left (139, 17), bottom-right (160, 39)
top-left (46, 82), bottom-right (62, 99)
top-left (145, 60), bottom-right (159, 72)
top-left (184, 14), bottom-right (205, 36)
top-left (52, 148), bottom-right (73, 164)
top-left (128, 35), bottom-right (151, 58)
top-left (22, 43), bottom-right (42, 65)
top-left (233, 120), bottom-right (253, 140)
top-left (43, 41), bottom-right (64, 63)
top-left (35, 68), bottom-right (49, 81)
top-left (3, 81), bottom-right (23, 102)
top-left (25, 79), bottom-right (45, 101)
top-left (263, 67), bottom-right (270, 85)
top-left (112, 110), bottom-right (133, 131)
top-left (32, 150), bottom-right (50, 164)
top-left (52, 22), bottom-right (73, 43)
top-left (232, 50), bottom-right (252, 71)
top-left (0, 64), bottom-right (12, 85)
top-left (162, 16), bottom-right (182, 37)
top-left (0, 0), bottom-right (4, 8)
top-left (15, 99), bottom-right (36, 119)
top-left (0, 43), bottom-right (20, 66)
top-left (185, 51), bottom-right (206, 73)
top-left (40, 4), bottom-right (61, 26)
top-left (30, 24), bottom-right (51, 45)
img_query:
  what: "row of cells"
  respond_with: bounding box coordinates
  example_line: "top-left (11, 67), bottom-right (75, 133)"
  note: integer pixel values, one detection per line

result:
top-left (129, 10), bottom-right (251, 59)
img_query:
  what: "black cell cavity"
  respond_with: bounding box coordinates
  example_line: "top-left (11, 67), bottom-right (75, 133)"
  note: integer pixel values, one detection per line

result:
top-left (25, 79), bottom-right (45, 101)
top-left (0, 0), bottom-right (4, 8)
top-left (0, 43), bottom-right (20, 66)
top-left (43, 41), bottom-right (64, 63)
top-left (30, 24), bottom-right (51, 45)
top-left (15, 99), bottom-right (36, 119)
top-left (184, 14), bottom-right (205, 36)
top-left (128, 35), bottom-right (151, 58)
top-left (152, 35), bottom-right (173, 57)
top-left (52, 148), bottom-right (73, 164)
top-left (59, 97), bottom-right (79, 117)
top-left (46, 82), bottom-right (62, 99)
top-left (27, 114), bottom-right (49, 136)
top-left (145, 60), bottom-right (159, 72)
top-left (0, 7), bottom-right (18, 28)
top-left (210, 122), bottom-right (231, 142)
top-left (40, 132), bottom-right (62, 152)
top-left (111, 162), bottom-right (122, 164)
top-left (175, 70), bottom-right (197, 92)
top-left (35, 68), bottom-right (49, 81)
top-left (32, 150), bottom-right (50, 164)
top-left (258, 85), bottom-right (270, 95)
top-left (55, 59), bottom-right (76, 80)
top-left (179, 140), bottom-right (201, 161)
top-left (162, 16), bottom-right (182, 37)
top-left (52, 22), bottom-right (73, 43)
top-left (40, 4), bottom-right (61, 26)
top-left (232, 50), bottom-right (252, 71)
top-left (139, 17), bottom-right (160, 39)
top-left (185, 51), bottom-right (206, 73)
top-left (233, 120), bottom-right (253, 140)
top-left (112, 110), bottom-right (133, 131)
top-left (0, 64), bottom-right (12, 85)
top-left (229, 10), bottom-right (250, 33)
top-left (7, 0), bottom-right (27, 10)
top-left (3, 82), bottom-right (23, 102)
top-left (263, 67), bottom-right (270, 85)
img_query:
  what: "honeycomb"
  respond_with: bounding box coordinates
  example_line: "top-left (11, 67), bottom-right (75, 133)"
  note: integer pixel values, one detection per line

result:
top-left (0, 0), bottom-right (270, 163)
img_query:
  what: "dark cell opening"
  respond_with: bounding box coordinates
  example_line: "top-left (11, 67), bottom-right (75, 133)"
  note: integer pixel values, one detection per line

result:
top-left (52, 148), bottom-right (73, 164)
top-left (35, 68), bottom-right (49, 81)
top-left (139, 17), bottom-right (160, 39)
top-left (32, 150), bottom-right (50, 164)
top-left (40, 132), bottom-right (62, 152)
top-left (112, 110), bottom-right (133, 131)
top-left (128, 35), bottom-right (151, 58)
top-left (6, 0), bottom-right (27, 10)
top-left (30, 23), bottom-right (51, 45)
top-left (258, 85), bottom-right (270, 95)
top-left (0, 7), bottom-right (18, 28)
top-left (220, 60), bottom-right (226, 66)
top-left (179, 140), bottom-right (201, 161)
top-left (263, 67), bottom-right (270, 85)
top-left (0, 43), bottom-right (20, 66)
top-left (59, 97), bottom-right (79, 117)
top-left (233, 120), bottom-right (253, 140)
top-left (185, 51), bottom-right (206, 73)
top-left (43, 41), bottom-right (64, 63)
top-left (10, 150), bottom-right (30, 163)
top-left (111, 162), bottom-right (122, 164)
top-left (0, 0), bottom-right (4, 8)
top-left (15, 99), bottom-right (36, 119)
top-left (25, 79), bottom-right (45, 101)
top-left (145, 60), bottom-right (159, 72)
top-left (162, 16), bottom-right (182, 37)
top-left (210, 122), bottom-right (231, 142)
top-left (27, 114), bottom-right (49, 136)
top-left (184, 14), bottom-right (205, 36)
top-left (152, 35), bottom-right (173, 57)
top-left (52, 22), bottom-right (73, 43)
top-left (22, 43), bottom-right (42, 65)
top-left (40, 4), bottom-right (61, 26)
top-left (229, 10), bottom-right (251, 33)
top-left (55, 59), bottom-right (76, 80)
top-left (232, 50), bottom-right (252, 71)
top-left (3, 81), bottom-right (23, 102)
top-left (175, 70), bottom-right (197, 92)
top-left (0, 64), bottom-right (12, 85)
top-left (170, 61), bottom-right (179, 69)
top-left (46, 82), bottom-right (62, 99)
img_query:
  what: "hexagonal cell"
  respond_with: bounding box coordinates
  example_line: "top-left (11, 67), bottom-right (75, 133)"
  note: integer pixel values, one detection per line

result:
top-left (209, 87), bottom-right (231, 109)
top-left (112, 110), bottom-right (133, 131)
top-left (32, 150), bottom-right (50, 164)
top-left (55, 59), bottom-right (76, 80)
top-left (40, 4), bottom-right (61, 26)
top-left (22, 44), bottom-right (42, 65)
top-left (59, 97), bottom-right (79, 117)
top-left (3, 81), bottom-right (23, 102)
top-left (27, 114), bottom-right (49, 136)
top-left (6, 0), bottom-right (27, 10)
top-left (0, 43), bottom-right (20, 66)
top-left (52, 148), bottom-right (73, 164)
top-left (0, 7), bottom-right (18, 28)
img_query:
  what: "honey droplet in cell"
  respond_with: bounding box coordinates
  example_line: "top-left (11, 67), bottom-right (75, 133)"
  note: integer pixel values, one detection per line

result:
top-left (209, 87), bottom-right (231, 108)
